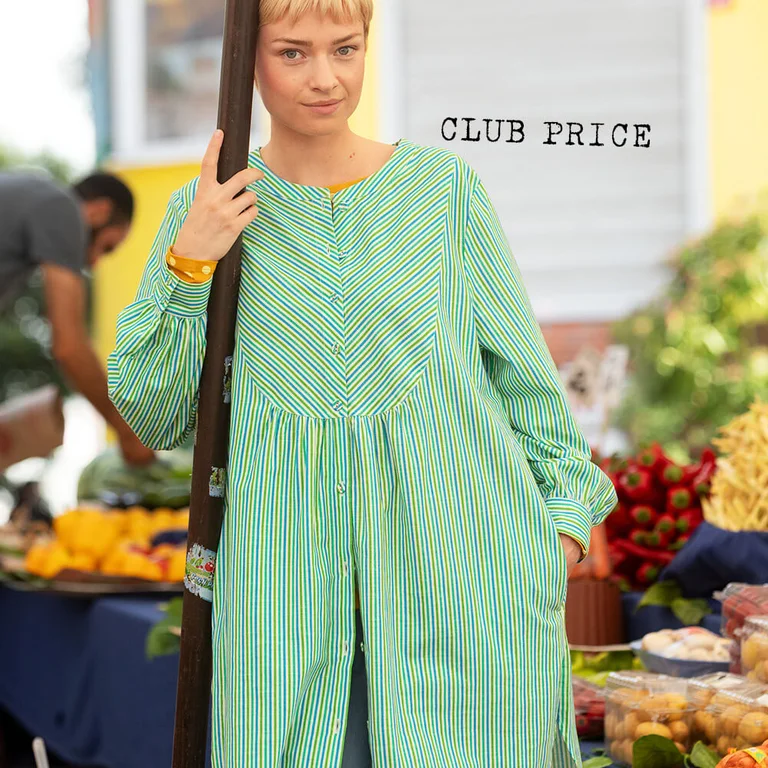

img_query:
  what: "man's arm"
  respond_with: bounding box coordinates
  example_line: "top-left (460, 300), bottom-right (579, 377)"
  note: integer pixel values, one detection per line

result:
top-left (41, 263), bottom-right (154, 465)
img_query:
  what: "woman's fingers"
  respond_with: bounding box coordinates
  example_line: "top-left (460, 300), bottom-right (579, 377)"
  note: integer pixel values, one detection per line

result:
top-left (227, 190), bottom-right (258, 216)
top-left (221, 167), bottom-right (265, 199)
top-left (200, 129), bottom-right (224, 185)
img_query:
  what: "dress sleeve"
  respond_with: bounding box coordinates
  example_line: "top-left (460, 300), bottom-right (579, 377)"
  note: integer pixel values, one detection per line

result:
top-left (107, 183), bottom-right (212, 451)
top-left (462, 170), bottom-right (618, 556)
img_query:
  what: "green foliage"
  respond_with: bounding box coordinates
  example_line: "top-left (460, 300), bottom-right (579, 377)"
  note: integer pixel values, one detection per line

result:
top-left (146, 597), bottom-right (183, 660)
top-left (612, 204), bottom-right (768, 459)
top-left (0, 145), bottom-right (79, 401)
top-left (637, 580), bottom-right (711, 626)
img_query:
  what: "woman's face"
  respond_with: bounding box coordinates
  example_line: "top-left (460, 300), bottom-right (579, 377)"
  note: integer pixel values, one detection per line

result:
top-left (255, 11), bottom-right (366, 137)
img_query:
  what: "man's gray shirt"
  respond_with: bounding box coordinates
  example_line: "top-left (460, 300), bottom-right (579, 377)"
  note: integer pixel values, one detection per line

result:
top-left (0, 172), bottom-right (87, 313)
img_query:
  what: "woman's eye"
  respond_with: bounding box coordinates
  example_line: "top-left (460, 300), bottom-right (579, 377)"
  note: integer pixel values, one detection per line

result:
top-left (282, 50), bottom-right (301, 60)
top-left (338, 46), bottom-right (356, 56)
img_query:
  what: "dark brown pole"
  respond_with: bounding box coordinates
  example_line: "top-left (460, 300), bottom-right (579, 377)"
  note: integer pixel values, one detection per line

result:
top-left (171, 1), bottom-right (260, 766)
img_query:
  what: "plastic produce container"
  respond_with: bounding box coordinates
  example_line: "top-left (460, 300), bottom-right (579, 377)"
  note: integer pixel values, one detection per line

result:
top-left (717, 584), bottom-right (768, 674)
top-left (741, 617), bottom-right (768, 685)
top-left (573, 676), bottom-right (605, 739)
top-left (689, 675), bottom-right (763, 747)
top-left (605, 671), bottom-right (694, 766)
top-left (705, 684), bottom-right (768, 755)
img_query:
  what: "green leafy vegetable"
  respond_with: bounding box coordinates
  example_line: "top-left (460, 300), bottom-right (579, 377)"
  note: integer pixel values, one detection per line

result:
top-left (688, 742), bottom-right (719, 768)
top-left (633, 735), bottom-right (685, 768)
top-left (670, 598), bottom-right (712, 626)
top-left (146, 597), bottom-right (183, 660)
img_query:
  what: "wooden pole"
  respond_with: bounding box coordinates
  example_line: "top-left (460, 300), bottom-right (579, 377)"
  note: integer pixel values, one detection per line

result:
top-left (172, 1), bottom-right (260, 765)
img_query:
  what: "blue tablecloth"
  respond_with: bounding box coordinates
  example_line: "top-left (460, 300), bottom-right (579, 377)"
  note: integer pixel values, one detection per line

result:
top-left (0, 587), bottom-right (185, 768)
top-left (0, 586), bottom-right (723, 768)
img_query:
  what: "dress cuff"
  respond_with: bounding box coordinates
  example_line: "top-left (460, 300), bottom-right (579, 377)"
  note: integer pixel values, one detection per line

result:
top-left (156, 257), bottom-right (213, 317)
top-left (546, 497), bottom-right (593, 560)
top-left (166, 248), bottom-right (217, 283)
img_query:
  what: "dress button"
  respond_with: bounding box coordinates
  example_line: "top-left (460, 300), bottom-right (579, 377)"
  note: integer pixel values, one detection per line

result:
top-left (332, 400), bottom-right (343, 411)
top-left (331, 342), bottom-right (340, 355)
top-left (342, 640), bottom-right (349, 655)
top-left (333, 719), bottom-right (341, 734)
top-left (336, 481), bottom-right (346, 494)
top-left (201, 265), bottom-right (212, 275)
top-left (169, 256), bottom-right (177, 266)
top-left (342, 560), bottom-right (348, 576)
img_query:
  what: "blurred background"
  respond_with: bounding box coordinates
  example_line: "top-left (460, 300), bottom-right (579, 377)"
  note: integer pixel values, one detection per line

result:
top-left (0, 1), bottom-right (767, 767)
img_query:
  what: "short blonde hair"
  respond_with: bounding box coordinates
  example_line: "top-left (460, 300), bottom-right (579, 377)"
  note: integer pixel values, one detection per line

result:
top-left (259, 0), bottom-right (374, 41)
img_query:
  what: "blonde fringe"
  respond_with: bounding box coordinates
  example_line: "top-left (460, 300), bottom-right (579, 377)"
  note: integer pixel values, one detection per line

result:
top-left (259, 0), bottom-right (374, 37)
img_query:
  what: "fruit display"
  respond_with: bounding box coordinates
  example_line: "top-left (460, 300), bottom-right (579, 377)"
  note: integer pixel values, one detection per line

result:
top-left (742, 618), bottom-right (768, 684)
top-left (719, 585), bottom-right (768, 673)
top-left (21, 506), bottom-right (189, 583)
top-left (604, 671), bottom-right (695, 765)
top-left (704, 684), bottom-right (768, 756)
top-left (599, 443), bottom-right (715, 589)
top-left (703, 399), bottom-right (768, 532)
top-left (77, 448), bottom-right (193, 509)
top-left (572, 676), bottom-right (605, 739)
top-left (642, 628), bottom-right (733, 663)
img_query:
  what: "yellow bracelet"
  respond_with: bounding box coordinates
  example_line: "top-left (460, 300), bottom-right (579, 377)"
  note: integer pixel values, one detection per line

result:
top-left (165, 248), bottom-right (218, 284)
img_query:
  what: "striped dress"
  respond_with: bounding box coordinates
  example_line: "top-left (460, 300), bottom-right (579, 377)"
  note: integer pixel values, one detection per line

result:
top-left (108, 137), bottom-right (618, 767)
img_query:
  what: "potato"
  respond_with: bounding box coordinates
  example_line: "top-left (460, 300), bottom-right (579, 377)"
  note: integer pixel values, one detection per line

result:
top-left (674, 741), bottom-right (686, 754)
top-left (605, 712), bottom-right (616, 740)
top-left (670, 720), bottom-right (690, 743)
top-left (696, 710), bottom-right (719, 743)
top-left (742, 635), bottom-right (763, 670)
top-left (720, 705), bottom-right (750, 737)
top-left (615, 720), bottom-right (626, 740)
top-left (737, 711), bottom-right (768, 744)
top-left (636, 721), bottom-right (673, 740)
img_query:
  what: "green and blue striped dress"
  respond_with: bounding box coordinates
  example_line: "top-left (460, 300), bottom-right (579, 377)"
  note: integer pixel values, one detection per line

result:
top-left (108, 137), bottom-right (618, 767)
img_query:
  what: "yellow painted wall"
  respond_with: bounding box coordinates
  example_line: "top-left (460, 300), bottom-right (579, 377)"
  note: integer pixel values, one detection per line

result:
top-left (95, 17), bottom-right (380, 365)
top-left (708, 0), bottom-right (768, 218)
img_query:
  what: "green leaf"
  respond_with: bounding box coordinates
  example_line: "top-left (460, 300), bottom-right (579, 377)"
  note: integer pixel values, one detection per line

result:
top-left (633, 735), bottom-right (685, 768)
top-left (164, 597), bottom-right (183, 626)
top-left (670, 598), bottom-right (711, 626)
top-left (688, 742), bottom-right (719, 768)
top-left (583, 758), bottom-right (613, 768)
top-left (145, 623), bottom-right (180, 659)
top-left (637, 580), bottom-right (682, 610)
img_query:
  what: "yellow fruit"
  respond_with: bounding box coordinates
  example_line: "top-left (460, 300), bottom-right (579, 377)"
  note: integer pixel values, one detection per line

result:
top-left (720, 705), bottom-right (750, 737)
top-left (624, 712), bottom-right (640, 740)
top-left (737, 711), bottom-right (768, 744)
top-left (70, 552), bottom-right (97, 573)
top-left (717, 734), bottom-right (733, 756)
top-left (670, 720), bottom-right (689, 743)
top-left (636, 722), bottom-right (673, 740)
top-left (674, 741), bottom-right (686, 754)
top-left (167, 549), bottom-right (187, 583)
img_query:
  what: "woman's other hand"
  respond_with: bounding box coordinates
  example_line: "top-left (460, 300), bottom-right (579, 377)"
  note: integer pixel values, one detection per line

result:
top-left (558, 533), bottom-right (583, 577)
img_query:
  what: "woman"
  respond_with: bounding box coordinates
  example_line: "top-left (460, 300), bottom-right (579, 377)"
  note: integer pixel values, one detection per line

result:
top-left (108, 0), bottom-right (618, 765)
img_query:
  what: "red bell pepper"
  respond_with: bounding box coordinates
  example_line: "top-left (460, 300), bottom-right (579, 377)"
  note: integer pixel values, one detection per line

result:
top-left (660, 463), bottom-right (685, 487)
top-left (605, 501), bottom-right (631, 537)
top-left (645, 529), bottom-right (673, 549)
top-left (637, 563), bottom-right (660, 584)
top-left (612, 538), bottom-right (676, 565)
top-left (637, 442), bottom-right (670, 474)
top-left (667, 485), bottom-right (693, 511)
top-left (629, 504), bottom-right (657, 529)
top-left (676, 507), bottom-right (704, 533)
top-left (669, 533), bottom-right (691, 551)
top-left (629, 528), bottom-right (647, 546)
top-left (619, 468), bottom-right (658, 504)
top-left (691, 448), bottom-right (717, 496)
top-left (655, 514), bottom-right (676, 533)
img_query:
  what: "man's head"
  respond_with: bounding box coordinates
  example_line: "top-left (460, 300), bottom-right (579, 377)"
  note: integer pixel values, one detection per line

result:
top-left (254, 0), bottom-right (374, 139)
top-left (72, 172), bottom-right (134, 267)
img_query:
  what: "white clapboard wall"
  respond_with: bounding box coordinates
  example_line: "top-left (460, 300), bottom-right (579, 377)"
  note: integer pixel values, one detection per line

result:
top-left (392, 0), bottom-right (710, 323)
